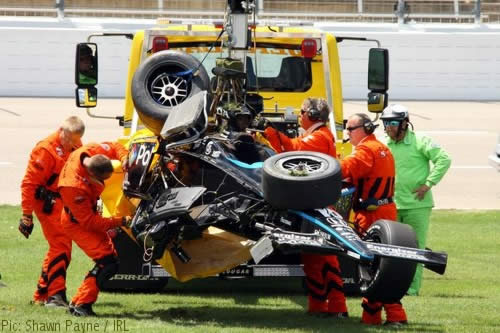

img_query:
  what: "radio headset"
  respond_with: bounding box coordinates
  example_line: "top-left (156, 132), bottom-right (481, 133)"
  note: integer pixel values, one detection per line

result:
top-left (357, 113), bottom-right (377, 134)
top-left (306, 99), bottom-right (326, 122)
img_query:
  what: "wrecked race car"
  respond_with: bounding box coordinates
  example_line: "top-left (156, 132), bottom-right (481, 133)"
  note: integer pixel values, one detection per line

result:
top-left (113, 88), bottom-right (446, 303)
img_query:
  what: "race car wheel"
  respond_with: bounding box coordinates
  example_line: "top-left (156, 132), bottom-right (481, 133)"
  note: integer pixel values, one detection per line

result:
top-left (359, 219), bottom-right (418, 303)
top-left (132, 50), bottom-right (210, 135)
top-left (262, 151), bottom-right (342, 210)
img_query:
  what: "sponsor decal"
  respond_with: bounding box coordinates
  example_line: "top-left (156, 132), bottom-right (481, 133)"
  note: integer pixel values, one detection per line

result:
top-left (136, 144), bottom-right (152, 167)
top-left (274, 232), bottom-right (323, 246)
top-left (109, 274), bottom-right (159, 281)
top-left (205, 141), bottom-right (214, 156)
top-left (220, 267), bottom-right (253, 276)
top-left (100, 143), bottom-right (111, 151)
top-left (129, 144), bottom-right (139, 166)
top-left (366, 243), bottom-right (426, 260)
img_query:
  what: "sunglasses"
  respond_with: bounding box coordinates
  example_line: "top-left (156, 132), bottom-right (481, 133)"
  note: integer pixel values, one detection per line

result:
top-left (346, 124), bottom-right (363, 132)
top-left (383, 120), bottom-right (401, 127)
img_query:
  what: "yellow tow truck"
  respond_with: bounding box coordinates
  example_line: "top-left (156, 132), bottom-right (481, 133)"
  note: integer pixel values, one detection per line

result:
top-left (74, 0), bottom-right (390, 291)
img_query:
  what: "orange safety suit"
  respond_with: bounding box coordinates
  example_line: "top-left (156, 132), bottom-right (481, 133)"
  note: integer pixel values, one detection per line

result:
top-left (21, 130), bottom-right (77, 303)
top-left (265, 124), bottom-right (347, 315)
top-left (340, 134), bottom-right (406, 324)
top-left (264, 124), bottom-right (337, 156)
top-left (58, 142), bottom-right (128, 306)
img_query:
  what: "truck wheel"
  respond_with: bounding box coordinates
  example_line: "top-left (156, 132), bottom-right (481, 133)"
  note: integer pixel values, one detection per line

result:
top-left (262, 151), bottom-right (342, 210)
top-left (132, 50), bottom-right (210, 135)
top-left (359, 219), bottom-right (418, 303)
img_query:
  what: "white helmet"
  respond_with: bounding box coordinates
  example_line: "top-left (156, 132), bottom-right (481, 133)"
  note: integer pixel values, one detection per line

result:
top-left (380, 104), bottom-right (409, 121)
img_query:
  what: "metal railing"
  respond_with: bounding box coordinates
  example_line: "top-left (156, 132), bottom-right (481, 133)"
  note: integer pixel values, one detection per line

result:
top-left (0, 0), bottom-right (498, 24)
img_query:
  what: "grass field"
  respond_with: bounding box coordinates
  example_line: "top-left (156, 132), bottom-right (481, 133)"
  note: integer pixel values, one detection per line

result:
top-left (1, 206), bottom-right (499, 333)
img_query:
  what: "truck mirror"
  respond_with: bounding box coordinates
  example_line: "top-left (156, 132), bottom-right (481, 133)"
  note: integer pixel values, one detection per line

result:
top-left (75, 87), bottom-right (97, 108)
top-left (367, 48), bottom-right (389, 113)
top-left (368, 48), bottom-right (389, 92)
top-left (75, 43), bottom-right (98, 86)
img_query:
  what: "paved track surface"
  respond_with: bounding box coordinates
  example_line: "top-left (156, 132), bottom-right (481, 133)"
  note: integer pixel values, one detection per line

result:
top-left (1, 98), bottom-right (499, 209)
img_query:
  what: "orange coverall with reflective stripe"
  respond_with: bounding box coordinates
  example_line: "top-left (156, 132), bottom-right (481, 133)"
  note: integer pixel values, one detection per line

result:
top-left (340, 134), bottom-right (397, 234)
top-left (340, 134), bottom-right (406, 324)
top-left (58, 142), bottom-right (128, 306)
top-left (265, 125), bottom-right (346, 314)
top-left (21, 130), bottom-right (75, 302)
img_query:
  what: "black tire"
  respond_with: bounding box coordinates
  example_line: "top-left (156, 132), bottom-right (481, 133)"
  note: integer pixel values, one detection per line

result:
top-left (262, 151), bottom-right (342, 210)
top-left (131, 50), bottom-right (210, 135)
top-left (360, 219), bottom-right (418, 303)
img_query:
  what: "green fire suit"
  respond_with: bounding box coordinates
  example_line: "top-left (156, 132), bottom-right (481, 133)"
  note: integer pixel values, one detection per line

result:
top-left (385, 130), bottom-right (451, 295)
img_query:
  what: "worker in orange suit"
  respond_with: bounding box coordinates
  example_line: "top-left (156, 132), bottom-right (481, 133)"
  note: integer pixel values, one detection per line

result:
top-left (264, 97), bottom-right (347, 318)
top-left (341, 113), bottom-right (407, 326)
top-left (58, 142), bottom-right (132, 317)
top-left (20, 116), bottom-right (85, 307)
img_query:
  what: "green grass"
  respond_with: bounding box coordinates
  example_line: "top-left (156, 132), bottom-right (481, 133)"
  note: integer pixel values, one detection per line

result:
top-left (1, 206), bottom-right (499, 332)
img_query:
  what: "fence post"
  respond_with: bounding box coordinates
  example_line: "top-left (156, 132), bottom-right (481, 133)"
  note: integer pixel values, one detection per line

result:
top-left (257, 0), bottom-right (264, 16)
top-left (55, 0), bottom-right (64, 19)
top-left (357, 0), bottom-right (363, 14)
top-left (453, 0), bottom-right (459, 18)
top-left (395, 0), bottom-right (407, 24)
top-left (475, 0), bottom-right (482, 24)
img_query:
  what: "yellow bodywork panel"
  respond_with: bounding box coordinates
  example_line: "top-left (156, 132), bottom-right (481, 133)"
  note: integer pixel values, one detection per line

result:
top-left (101, 160), bottom-right (135, 218)
top-left (157, 227), bottom-right (253, 282)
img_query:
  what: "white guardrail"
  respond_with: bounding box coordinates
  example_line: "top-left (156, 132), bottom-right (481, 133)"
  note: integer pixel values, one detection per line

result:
top-left (0, 17), bottom-right (499, 100)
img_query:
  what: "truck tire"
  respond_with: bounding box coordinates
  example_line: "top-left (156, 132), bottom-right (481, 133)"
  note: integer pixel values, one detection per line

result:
top-left (262, 151), bottom-right (342, 210)
top-left (359, 219), bottom-right (418, 303)
top-left (132, 50), bottom-right (210, 135)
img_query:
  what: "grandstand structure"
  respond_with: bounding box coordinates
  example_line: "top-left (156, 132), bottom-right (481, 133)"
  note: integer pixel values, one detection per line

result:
top-left (0, 0), bottom-right (499, 24)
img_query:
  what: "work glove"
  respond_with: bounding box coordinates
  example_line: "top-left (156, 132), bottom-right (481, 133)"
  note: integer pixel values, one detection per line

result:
top-left (122, 216), bottom-right (133, 228)
top-left (19, 214), bottom-right (34, 239)
top-left (253, 117), bottom-right (271, 131)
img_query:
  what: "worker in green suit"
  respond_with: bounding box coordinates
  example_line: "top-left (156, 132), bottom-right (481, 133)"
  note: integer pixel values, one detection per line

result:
top-left (380, 104), bottom-right (451, 296)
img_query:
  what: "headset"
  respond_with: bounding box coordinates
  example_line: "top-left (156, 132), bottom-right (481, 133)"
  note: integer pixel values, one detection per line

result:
top-left (356, 113), bottom-right (378, 134)
top-left (305, 98), bottom-right (328, 122)
top-left (307, 107), bottom-right (322, 121)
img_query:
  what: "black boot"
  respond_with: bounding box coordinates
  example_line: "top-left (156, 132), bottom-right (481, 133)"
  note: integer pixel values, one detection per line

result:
top-left (69, 303), bottom-right (96, 317)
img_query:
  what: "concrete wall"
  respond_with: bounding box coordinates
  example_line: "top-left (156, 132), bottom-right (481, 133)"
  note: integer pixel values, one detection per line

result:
top-left (323, 23), bottom-right (500, 100)
top-left (1, 18), bottom-right (499, 100)
top-left (0, 18), bottom-right (152, 98)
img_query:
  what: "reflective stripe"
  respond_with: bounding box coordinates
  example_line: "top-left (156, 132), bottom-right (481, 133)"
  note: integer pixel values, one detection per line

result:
top-left (368, 177), bottom-right (382, 198)
top-left (64, 206), bottom-right (79, 224)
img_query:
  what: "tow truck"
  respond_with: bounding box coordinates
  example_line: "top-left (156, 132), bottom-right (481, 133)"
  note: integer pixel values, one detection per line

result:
top-left (74, 0), bottom-right (390, 291)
